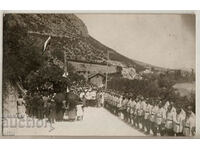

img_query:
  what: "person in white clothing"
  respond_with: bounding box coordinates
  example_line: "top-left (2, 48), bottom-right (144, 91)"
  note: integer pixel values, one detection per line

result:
top-left (126, 98), bottom-right (132, 123)
top-left (164, 101), bottom-right (170, 111)
top-left (165, 104), bottom-right (176, 136)
top-left (100, 92), bottom-right (105, 107)
top-left (183, 106), bottom-right (196, 136)
top-left (117, 96), bottom-right (123, 118)
top-left (150, 101), bottom-right (159, 136)
top-left (170, 101), bottom-right (176, 113)
top-left (144, 100), bottom-right (152, 134)
top-left (173, 106), bottom-right (185, 136)
top-left (135, 98), bottom-right (141, 129)
top-left (17, 94), bottom-right (26, 119)
top-left (76, 104), bottom-right (84, 121)
top-left (130, 98), bottom-right (136, 126)
top-left (140, 98), bottom-right (147, 131)
top-left (155, 102), bottom-right (166, 136)
top-left (180, 106), bottom-right (186, 118)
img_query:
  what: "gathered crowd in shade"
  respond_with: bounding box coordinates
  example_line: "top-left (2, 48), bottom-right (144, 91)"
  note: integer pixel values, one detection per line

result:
top-left (16, 86), bottom-right (105, 123)
top-left (104, 92), bottom-right (196, 137)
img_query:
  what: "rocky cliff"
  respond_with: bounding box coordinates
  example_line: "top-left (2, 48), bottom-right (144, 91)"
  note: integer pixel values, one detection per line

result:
top-left (3, 14), bottom-right (146, 70)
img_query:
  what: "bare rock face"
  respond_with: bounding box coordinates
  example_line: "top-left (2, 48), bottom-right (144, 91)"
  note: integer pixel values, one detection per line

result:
top-left (4, 14), bottom-right (88, 38)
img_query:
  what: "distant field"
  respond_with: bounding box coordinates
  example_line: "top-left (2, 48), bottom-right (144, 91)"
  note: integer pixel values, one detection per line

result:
top-left (173, 82), bottom-right (195, 97)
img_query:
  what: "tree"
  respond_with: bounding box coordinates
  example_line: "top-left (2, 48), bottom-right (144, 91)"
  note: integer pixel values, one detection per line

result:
top-left (25, 63), bottom-right (69, 94)
top-left (24, 61), bottom-right (86, 94)
top-left (3, 14), bottom-right (46, 86)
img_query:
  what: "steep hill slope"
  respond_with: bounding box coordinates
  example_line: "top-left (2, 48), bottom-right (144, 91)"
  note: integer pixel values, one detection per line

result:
top-left (3, 14), bottom-right (147, 72)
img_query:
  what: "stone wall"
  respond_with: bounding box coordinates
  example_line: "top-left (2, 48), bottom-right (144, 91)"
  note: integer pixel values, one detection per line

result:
top-left (68, 60), bottom-right (117, 75)
top-left (3, 81), bottom-right (18, 117)
top-left (2, 81), bottom-right (19, 135)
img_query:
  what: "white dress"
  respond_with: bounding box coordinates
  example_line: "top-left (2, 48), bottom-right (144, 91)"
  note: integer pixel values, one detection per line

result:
top-left (76, 104), bottom-right (83, 117)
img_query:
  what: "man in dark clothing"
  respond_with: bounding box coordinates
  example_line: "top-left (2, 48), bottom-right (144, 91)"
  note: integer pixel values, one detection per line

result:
top-left (49, 99), bottom-right (56, 123)
top-left (43, 95), bottom-right (49, 118)
top-left (23, 93), bottom-right (31, 117)
top-left (56, 102), bottom-right (63, 121)
top-left (46, 99), bottom-right (51, 122)
top-left (32, 93), bottom-right (39, 118)
top-left (38, 95), bottom-right (44, 119)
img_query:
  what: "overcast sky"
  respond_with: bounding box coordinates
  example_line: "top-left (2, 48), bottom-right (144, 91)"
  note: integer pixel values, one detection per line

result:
top-left (76, 14), bottom-right (195, 70)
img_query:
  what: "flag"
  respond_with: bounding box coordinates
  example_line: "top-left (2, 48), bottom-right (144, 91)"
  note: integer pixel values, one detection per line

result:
top-left (67, 87), bottom-right (69, 93)
top-left (42, 36), bottom-right (51, 54)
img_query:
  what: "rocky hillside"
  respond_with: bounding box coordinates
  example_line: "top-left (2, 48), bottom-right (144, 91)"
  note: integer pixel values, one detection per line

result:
top-left (5, 14), bottom-right (88, 37)
top-left (3, 14), bottom-right (147, 72)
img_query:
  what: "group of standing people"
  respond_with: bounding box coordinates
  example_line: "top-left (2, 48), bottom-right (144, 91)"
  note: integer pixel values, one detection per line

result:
top-left (17, 91), bottom-right (84, 123)
top-left (104, 92), bottom-right (196, 136)
top-left (79, 88), bottom-right (105, 107)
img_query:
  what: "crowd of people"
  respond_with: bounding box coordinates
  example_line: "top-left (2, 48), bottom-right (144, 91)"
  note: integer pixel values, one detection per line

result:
top-left (104, 92), bottom-right (196, 137)
top-left (16, 82), bottom-right (104, 123)
top-left (16, 85), bottom-right (196, 137)
top-left (17, 91), bottom-right (84, 123)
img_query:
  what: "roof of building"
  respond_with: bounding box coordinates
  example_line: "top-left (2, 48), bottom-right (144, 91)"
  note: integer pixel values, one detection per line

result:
top-left (88, 73), bottom-right (105, 79)
top-left (68, 59), bottom-right (108, 66)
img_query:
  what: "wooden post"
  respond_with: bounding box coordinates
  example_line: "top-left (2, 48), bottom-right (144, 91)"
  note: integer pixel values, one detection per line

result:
top-left (105, 50), bottom-right (109, 90)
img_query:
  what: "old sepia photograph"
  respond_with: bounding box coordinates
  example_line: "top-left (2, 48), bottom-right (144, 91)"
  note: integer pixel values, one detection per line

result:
top-left (2, 13), bottom-right (196, 137)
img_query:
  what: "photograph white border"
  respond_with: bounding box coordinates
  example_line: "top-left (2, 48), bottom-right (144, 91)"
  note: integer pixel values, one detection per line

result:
top-left (0, 10), bottom-right (199, 138)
